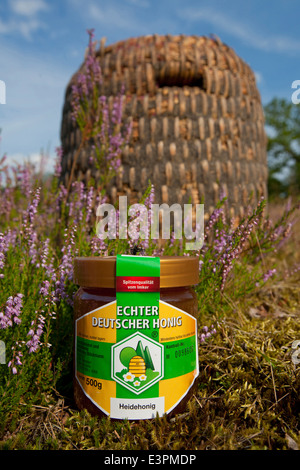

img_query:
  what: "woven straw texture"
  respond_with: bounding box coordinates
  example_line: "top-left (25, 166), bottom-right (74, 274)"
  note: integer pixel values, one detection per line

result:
top-left (60, 34), bottom-right (268, 218)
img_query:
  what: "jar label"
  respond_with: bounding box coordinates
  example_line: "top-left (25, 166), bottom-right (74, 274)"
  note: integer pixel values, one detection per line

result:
top-left (75, 255), bottom-right (198, 419)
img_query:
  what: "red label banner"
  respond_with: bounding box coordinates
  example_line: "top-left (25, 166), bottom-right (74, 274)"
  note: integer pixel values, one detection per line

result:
top-left (116, 276), bottom-right (160, 292)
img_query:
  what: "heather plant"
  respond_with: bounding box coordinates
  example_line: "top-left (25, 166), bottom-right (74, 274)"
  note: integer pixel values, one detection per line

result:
top-left (0, 188), bottom-right (56, 416)
top-left (67, 28), bottom-right (132, 198)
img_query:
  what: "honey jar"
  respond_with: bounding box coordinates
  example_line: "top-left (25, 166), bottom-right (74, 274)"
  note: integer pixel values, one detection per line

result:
top-left (73, 255), bottom-right (199, 420)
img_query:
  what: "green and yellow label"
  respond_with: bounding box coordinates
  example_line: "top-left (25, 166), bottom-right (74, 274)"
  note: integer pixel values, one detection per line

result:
top-left (75, 255), bottom-right (198, 419)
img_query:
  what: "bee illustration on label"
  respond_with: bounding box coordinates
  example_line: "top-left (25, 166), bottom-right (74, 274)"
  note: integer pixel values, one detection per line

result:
top-left (112, 332), bottom-right (164, 394)
top-left (129, 356), bottom-right (146, 377)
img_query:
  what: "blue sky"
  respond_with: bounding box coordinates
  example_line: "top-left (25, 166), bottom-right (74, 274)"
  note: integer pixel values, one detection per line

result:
top-left (0, 0), bottom-right (299, 173)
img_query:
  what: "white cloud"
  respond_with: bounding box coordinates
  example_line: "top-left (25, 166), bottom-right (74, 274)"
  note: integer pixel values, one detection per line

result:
top-left (178, 7), bottom-right (300, 55)
top-left (67, 0), bottom-right (175, 38)
top-left (254, 71), bottom-right (263, 85)
top-left (10, 0), bottom-right (49, 17)
top-left (87, 3), bottom-right (140, 32)
top-left (0, 0), bottom-right (49, 39)
top-left (5, 151), bottom-right (55, 177)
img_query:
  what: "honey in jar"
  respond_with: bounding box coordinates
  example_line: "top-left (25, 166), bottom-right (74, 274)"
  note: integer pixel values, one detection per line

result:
top-left (73, 255), bottom-right (199, 420)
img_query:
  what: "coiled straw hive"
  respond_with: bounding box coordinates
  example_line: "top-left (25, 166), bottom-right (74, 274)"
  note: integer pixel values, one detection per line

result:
top-left (60, 34), bottom-right (268, 218)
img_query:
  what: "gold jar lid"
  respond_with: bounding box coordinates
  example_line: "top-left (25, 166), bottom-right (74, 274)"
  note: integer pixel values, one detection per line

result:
top-left (73, 256), bottom-right (199, 288)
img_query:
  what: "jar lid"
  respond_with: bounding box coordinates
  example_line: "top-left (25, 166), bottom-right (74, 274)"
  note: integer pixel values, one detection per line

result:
top-left (73, 256), bottom-right (199, 288)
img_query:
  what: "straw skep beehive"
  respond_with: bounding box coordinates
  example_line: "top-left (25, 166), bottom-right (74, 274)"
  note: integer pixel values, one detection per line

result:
top-left (60, 34), bottom-right (268, 218)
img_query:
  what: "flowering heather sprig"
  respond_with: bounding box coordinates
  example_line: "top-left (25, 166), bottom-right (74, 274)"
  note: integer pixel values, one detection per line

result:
top-left (11, 162), bottom-right (34, 199)
top-left (204, 207), bottom-right (224, 241)
top-left (0, 229), bottom-right (17, 277)
top-left (68, 29), bottom-right (132, 195)
top-left (61, 227), bottom-right (76, 281)
top-left (144, 184), bottom-right (155, 208)
top-left (56, 184), bottom-right (68, 215)
top-left (0, 231), bottom-right (9, 277)
top-left (20, 163), bottom-right (33, 199)
top-left (254, 268), bottom-right (277, 287)
top-left (39, 279), bottom-right (50, 297)
top-left (85, 29), bottom-right (102, 81)
top-left (26, 313), bottom-right (46, 353)
top-left (211, 228), bottom-right (231, 255)
top-left (85, 186), bottom-right (94, 224)
top-left (55, 225), bottom-right (77, 302)
top-left (273, 222), bottom-right (293, 252)
top-left (0, 187), bottom-right (14, 219)
top-left (219, 221), bottom-right (259, 291)
top-left (96, 91), bottom-right (132, 173)
top-left (259, 199), bottom-right (300, 254)
top-left (199, 324), bottom-right (217, 343)
top-left (262, 268), bottom-right (277, 283)
top-left (215, 199), bottom-right (264, 291)
top-left (0, 293), bottom-right (24, 329)
top-left (66, 182), bottom-right (96, 228)
top-left (23, 187), bottom-right (41, 226)
top-left (8, 343), bottom-right (23, 374)
top-left (22, 187), bottom-right (41, 263)
top-left (41, 239), bottom-right (50, 268)
top-left (39, 238), bottom-right (57, 282)
top-left (264, 220), bottom-right (294, 253)
top-left (54, 146), bottom-right (63, 179)
top-left (68, 181), bottom-right (85, 223)
top-left (91, 235), bottom-right (108, 255)
top-left (70, 28), bottom-right (102, 124)
top-left (111, 87), bottom-right (125, 125)
top-left (39, 280), bottom-right (57, 320)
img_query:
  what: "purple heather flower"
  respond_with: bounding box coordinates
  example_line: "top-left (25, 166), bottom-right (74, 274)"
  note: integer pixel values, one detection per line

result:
top-left (91, 235), bottom-right (108, 255)
top-left (39, 280), bottom-right (50, 297)
top-left (85, 186), bottom-right (94, 224)
top-left (0, 187), bottom-right (15, 218)
top-left (217, 209), bottom-right (262, 291)
top-left (8, 343), bottom-right (23, 374)
top-left (262, 268), bottom-right (277, 283)
top-left (21, 187), bottom-right (41, 263)
top-left (0, 232), bottom-right (8, 273)
top-left (25, 187), bottom-right (40, 225)
top-left (14, 162), bottom-right (33, 199)
top-left (70, 29), bottom-right (102, 123)
top-left (68, 181), bottom-right (86, 223)
top-left (26, 314), bottom-right (45, 353)
top-left (54, 146), bottom-right (63, 178)
top-left (54, 225), bottom-right (77, 303)
top-left (70, 29), bottom-right (131, 186)
top-left (0, 293), bottom-right (24, 329)
top-left (144, 184), bottom-right (155, 208)
top-left (204, 207), bottom-right (223, 240)
top-left (8, 361), bottom-right (18, 375)
top-left (199, 324), bottom-right (217, 343)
